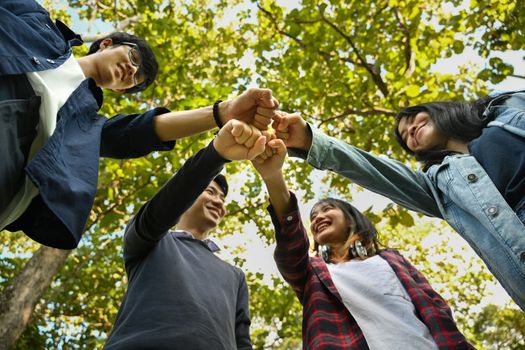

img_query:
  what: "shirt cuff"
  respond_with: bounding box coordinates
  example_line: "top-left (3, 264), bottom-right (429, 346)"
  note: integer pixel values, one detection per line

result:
top-left (306, 125), bottom-right (333, 170)
top-left (207, 140), bottom-right (231, 164)
top-left (146, 107), bottom-right (176, 151)
top-left (267, 191), bottom-right (302, 237)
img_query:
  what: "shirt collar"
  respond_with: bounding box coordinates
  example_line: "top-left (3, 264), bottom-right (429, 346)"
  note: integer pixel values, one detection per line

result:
top-left (55, 20), bottom-right (83, 47)
top-left (172, 230), bottom-right (221, 252)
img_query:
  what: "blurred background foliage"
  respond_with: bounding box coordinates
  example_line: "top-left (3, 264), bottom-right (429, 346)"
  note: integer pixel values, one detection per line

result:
top-left (1, 0), bottom-right (524, 348)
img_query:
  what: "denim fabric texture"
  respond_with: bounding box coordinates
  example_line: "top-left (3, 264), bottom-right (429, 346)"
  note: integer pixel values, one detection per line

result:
top-left (0, 0), bottom-right (174, 248)
top-left (298, 92), bottom-right (525, 310)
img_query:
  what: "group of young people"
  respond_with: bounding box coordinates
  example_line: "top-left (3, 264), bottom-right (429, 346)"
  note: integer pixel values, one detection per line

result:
top-left (2, 1), bottom-right (523, 349)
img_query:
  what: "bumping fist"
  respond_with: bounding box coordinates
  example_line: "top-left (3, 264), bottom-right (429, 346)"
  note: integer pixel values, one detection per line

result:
top-left (272, 111), bottom-right (311, 151)
top-left (213, 120), bottom-right (268, 161)
top-left (219, 88), bottom-right (279, 130)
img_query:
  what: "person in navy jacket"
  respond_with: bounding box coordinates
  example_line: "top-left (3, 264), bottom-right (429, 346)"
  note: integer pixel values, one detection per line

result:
top-left (0, 0), bottom-right (277, 249)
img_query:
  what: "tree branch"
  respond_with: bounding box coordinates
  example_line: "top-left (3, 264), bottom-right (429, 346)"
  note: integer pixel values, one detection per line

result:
top-left (81, 15), bottom-right (141, 42)
top-left (317, 5), bottom-right (389, 96)
top-left (509, 73), bottom-right (525, 80)
top-left (257, 4), bottom-right (358, 66)
top-left (313, 106), bottom-right (396, 127)
top-left (393, 7), bottom-right (415, 77)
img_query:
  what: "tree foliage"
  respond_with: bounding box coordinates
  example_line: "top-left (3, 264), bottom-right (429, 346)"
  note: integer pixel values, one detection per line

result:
top-left (1, 0), bottom-right (524, 349)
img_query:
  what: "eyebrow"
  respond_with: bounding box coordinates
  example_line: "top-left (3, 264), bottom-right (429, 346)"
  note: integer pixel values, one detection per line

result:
top-left (310, 203), bottom-right (332, 218)
top-left (398, 118), bottom-right (410, 142)
top-left (208, 186), bottom-right (225, 200)
top-left (399, 126), bottom-right (406, 141)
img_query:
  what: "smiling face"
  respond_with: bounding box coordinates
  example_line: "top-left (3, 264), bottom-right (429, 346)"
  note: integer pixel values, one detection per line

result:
top-left (183, 181), bottom-right (226, 233)
top-left (90, 39), bottom-right (145, 92)
top-left (396, 111), bottom-right (449, 153)
top-left (310, 202), bottom-right (350, 246)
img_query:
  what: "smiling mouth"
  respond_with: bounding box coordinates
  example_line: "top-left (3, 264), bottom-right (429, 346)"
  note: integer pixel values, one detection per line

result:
top-left (207, 207), bottom-right (221, 218)
top-left (316, 222), bottom-right (330, 233)
top-left (414, 123), bottom-right (426, 146)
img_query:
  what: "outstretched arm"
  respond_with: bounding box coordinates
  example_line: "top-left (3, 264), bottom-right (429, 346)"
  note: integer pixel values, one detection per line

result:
top-left (273, 111), bottom-right (442, 218)
top-left (251, 140), bottom-right (310, 299)
top-left (124, 120), bottom-right (266, 265)
top-left (252, 138), bottom-right (291, 221)
top-left (154, 88), bottom-right (279, 141)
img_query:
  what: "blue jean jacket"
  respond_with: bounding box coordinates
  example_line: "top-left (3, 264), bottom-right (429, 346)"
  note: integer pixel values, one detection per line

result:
top-left (1, 0), bottom-right (174, 248)
top-left (297, 93), bottom-right (525, 311)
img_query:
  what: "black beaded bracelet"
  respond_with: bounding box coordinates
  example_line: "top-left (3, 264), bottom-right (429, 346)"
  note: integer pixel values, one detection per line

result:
top-left (213, 100), bottom-right (223, 129)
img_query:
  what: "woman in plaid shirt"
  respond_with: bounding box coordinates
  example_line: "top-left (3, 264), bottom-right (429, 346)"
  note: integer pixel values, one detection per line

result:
top-left (252, 138), bottom-right (474, 350)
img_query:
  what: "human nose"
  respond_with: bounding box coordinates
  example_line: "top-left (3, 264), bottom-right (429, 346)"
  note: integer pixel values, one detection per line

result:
top-left (311, 213), bottom-right (324, 228)
top-left (407, 122), bottom-right (417, 142)
top-left (210, 194), bottom-right (224, 208)
top-left (126, 62), bottom-right (138, 76)
top-left (123, 62), bottom-right (139, 86)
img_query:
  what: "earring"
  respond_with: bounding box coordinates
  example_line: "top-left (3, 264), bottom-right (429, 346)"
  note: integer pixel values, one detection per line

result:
top-left (320, 245), bottom-right (331, 263)
top-left (351, 240), bottom-right (368, 258)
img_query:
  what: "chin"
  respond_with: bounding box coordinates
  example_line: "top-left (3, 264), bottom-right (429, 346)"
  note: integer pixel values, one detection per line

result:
top-left (314, 235), bottom-right (328, 246)
top-left (203, 216), bottom-right (219, 229)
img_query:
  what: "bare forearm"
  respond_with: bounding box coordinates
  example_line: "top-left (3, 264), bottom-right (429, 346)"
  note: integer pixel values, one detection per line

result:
top-left (153, 101), bottom-right (237, 141)
top-left (153, 105), bottom-right (215, 141)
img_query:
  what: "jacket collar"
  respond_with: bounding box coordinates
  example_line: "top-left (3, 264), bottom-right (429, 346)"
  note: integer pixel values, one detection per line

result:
top-left (311, 256), bottom-right (345, 305)
top-left (55, 20), bottom-right (83, 47)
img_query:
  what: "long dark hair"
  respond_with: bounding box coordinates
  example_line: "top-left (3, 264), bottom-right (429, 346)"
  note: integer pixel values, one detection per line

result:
top-left (311, 198), bottom-right (379, 260)
top-left (394, 95), bottom-right (496, 170)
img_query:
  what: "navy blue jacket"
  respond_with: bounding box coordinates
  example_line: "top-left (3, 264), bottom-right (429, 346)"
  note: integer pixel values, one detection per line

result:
top-left (1, 0), bottom-right (175, 248)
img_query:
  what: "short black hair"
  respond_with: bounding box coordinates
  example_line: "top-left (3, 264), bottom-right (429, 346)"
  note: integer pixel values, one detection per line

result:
top-left (87, 32), bottom-right (158, 93)
top-left (212, 174), bottom-right (228, 197)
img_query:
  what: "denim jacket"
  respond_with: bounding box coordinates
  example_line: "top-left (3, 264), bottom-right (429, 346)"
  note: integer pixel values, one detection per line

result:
top-left (296, 93), bottom-right (525, 311)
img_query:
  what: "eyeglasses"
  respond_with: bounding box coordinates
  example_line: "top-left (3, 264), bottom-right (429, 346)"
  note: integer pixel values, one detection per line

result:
top-left (119, 41), bottom-right (145, 88)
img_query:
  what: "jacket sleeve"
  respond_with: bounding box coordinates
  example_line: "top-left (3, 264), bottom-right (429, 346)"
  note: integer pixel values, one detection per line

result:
top-left (100, 107), bottom-right (175, 159)
top-left (235, 272), bottom-right (253, 350)
top-left (124, 142), bottom-right (226, 267)
top-left (291, 126), bottom-right (442, 218)
top-left (269, 192), bottom-right (311, 301)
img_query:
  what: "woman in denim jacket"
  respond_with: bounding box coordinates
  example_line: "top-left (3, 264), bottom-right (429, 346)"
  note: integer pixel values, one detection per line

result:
top-left (272, 91), bottom-right (525, 311)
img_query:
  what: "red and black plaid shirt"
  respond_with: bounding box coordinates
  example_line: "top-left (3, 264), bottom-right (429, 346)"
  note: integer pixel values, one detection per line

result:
top-left (269, 193), bottom-right (475, 350)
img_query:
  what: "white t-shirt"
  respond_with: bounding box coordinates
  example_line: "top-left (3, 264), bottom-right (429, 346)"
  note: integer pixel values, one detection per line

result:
top-left (0, 55), bottom-right (85, 229)
top-left (326, 255), bottom-right (438, 350)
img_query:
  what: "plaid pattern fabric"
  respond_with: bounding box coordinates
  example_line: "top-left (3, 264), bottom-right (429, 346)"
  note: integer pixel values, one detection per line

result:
top-left (269, 193), bottom-right (475, 350)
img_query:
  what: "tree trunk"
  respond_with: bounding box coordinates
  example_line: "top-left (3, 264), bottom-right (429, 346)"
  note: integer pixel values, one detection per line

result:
top-left (0, 246), bottom-right (71, 350)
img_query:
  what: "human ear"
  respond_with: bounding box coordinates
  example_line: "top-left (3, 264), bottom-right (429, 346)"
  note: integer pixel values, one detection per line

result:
top-left (98, 38), bottom-right (114, 50)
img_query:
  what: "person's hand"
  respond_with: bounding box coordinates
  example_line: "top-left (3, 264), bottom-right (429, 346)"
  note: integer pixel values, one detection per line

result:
top-left (219, 88), bottom-right (279, 130)
top-left (213, 120), bottom-right (267, 160)
top-left (272, 111), bottom-right (312, 151)
top-left (252, 137), bottom-right (287, 181)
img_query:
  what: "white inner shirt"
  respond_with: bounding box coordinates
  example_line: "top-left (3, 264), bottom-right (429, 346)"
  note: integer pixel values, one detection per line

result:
top-left (326, 255), bottom-right (438, 350)
top-left (0, 54), bottom-right (85, 229)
